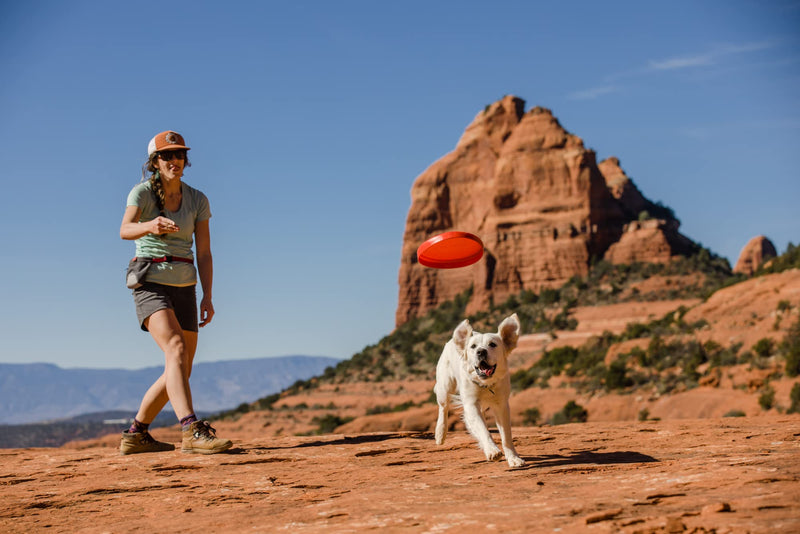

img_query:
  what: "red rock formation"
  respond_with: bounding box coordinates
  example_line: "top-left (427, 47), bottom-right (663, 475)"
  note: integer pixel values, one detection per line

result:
top-left (599, 157), bottom-right (696, 264)
top-left (734, 235), bottom-right (777, 275)
top-left (396, 96), bottom-right (697, 325)
top-left (599, 157), bottom-right (655, 219)
top-left (604, 218), bottom-right (697, 265)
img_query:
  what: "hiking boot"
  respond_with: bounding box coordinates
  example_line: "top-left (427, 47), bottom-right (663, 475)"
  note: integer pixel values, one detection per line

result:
top-left (119, 430), bottom-right (175, 455)
top-left (181, 420), bottom-right (232, 454)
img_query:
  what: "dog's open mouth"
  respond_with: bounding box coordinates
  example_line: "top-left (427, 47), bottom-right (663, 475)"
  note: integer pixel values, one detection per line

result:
top-left (475, 361), bottom-right (497, 379)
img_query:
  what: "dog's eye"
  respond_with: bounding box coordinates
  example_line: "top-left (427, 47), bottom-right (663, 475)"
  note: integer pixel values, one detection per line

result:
top-left (489, 342), bottom-right (497, 348)
top-left (470, 344), bottom-right (477, 349)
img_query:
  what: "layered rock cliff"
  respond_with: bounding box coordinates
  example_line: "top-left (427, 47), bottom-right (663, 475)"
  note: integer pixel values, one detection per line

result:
top-left (396, 96), bottom-right (697, 325)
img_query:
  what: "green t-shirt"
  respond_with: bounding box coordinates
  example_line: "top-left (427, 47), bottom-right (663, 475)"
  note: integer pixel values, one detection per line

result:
top-left (126, 180), bottom-right (212, 287)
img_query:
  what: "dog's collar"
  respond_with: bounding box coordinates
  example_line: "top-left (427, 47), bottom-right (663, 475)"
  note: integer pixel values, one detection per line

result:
top-left (472, 379), bottom-right (495, 395)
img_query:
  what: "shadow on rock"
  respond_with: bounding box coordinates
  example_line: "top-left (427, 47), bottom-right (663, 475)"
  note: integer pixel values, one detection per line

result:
top-left (247, 431), bottom-right (431, 451)
top-left (525, 449), bottom-right (658, 468)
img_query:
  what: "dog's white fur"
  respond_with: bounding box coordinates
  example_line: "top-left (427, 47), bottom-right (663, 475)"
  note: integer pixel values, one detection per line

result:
top-left (434, 313), bottom-right (525, 467)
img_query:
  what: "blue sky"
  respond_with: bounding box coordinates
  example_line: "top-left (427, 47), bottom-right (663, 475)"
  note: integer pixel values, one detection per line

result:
top-left (1, 1), bottom-right (798, 370)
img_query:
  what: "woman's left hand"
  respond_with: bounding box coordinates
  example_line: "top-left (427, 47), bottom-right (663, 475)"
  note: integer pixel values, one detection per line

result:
top-left (199, 295), bottom-right (215, 327)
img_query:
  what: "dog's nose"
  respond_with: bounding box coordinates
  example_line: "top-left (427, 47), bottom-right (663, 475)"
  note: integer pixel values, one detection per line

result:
top-left (476, 348), bottom-right (488, 359)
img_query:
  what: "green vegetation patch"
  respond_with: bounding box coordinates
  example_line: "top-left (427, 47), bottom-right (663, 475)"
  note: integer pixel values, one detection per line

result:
top-left (216, 246), bottom-right (800, 422)
top-left (755, 242), bottom-right (800, 275)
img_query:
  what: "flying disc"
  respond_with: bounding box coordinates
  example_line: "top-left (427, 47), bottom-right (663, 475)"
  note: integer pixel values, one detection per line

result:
top-left (417, 231), bottom-right (484, 269)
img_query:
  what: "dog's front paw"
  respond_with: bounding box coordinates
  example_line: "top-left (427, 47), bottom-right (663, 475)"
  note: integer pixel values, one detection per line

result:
top-left (485, 447), bottom-right (503, 462)
top-left (434, 424), bottom-right (446, 445)
top-left (506, 455), bottom-right (526, 468)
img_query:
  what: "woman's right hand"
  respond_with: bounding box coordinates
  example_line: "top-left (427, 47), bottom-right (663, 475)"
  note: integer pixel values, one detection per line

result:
top-left (121, 206), bottom-right (179, 240)
top-left (149, 216), bottom-right (180, 235)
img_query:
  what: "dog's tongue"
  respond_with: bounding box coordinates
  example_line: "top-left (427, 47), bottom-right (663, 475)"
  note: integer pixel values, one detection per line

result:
top-left (479, 362), bottom-right (495, 376)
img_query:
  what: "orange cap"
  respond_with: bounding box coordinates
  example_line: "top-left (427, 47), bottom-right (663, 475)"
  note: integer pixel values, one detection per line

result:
top-left (147, 131), bottom-right (190, 156)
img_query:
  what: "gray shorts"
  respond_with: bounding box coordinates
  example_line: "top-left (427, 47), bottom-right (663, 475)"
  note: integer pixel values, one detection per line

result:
top-left (133, 283), bottom-right (198, 332)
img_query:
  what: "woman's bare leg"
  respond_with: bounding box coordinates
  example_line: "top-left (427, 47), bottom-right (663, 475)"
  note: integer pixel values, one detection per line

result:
top-left (134, 309), bottom-right (198, 422)
top-left (134, 327), bottom-right (198, 424)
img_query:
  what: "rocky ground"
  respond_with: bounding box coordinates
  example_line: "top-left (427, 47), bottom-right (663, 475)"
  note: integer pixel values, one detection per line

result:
top-left (3, 270), bottom-right (798, 532)
top-left (2, 417), bottom-right (798, 533)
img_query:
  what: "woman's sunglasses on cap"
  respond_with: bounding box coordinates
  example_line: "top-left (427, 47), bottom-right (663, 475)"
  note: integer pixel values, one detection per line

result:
top-left (157, 150), bottom-right (187, 161)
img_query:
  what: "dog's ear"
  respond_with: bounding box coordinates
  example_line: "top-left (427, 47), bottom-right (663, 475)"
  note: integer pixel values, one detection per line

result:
top-left (498, 313), bottom-right (520, 351)
top-left (452, 319), bottom-right (472, 352)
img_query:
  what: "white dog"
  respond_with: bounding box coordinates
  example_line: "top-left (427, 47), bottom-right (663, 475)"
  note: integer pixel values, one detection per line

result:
top-left (434, 313), bottom-right (525, 467)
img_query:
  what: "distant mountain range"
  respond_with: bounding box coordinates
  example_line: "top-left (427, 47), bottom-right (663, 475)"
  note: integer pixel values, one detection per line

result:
top-left (0, 356), bottom-right (339, 425)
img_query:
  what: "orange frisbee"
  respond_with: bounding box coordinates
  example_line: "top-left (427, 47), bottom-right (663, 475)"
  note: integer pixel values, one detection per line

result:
top-left (417, 231), bottom-right (484, 269)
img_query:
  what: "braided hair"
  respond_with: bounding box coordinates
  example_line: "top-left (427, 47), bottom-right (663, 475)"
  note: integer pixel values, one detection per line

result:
top-left (141, 152), bottom-right (191, 215)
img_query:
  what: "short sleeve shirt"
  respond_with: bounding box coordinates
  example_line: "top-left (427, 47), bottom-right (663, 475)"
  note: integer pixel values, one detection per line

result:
top-left (126, 180), bottom-right (211, 287)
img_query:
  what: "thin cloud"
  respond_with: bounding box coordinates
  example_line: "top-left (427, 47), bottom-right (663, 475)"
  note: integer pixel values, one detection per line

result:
top-left (717, 41), bottom-right (776, 54)
top-left (567, 85), bottom-right (619, 100)
top-left (648, 41), bottom-right (775, 71)
top-left (681, 117), bottom-right (800, 140)
top-left (569, 40), bottom-right (779, 100)
top-left (649, 54), bottom-right (713, 71)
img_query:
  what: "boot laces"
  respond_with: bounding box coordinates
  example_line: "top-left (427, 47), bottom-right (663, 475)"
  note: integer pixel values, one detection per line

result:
top-left (193, 421), bottom-right (218, 440)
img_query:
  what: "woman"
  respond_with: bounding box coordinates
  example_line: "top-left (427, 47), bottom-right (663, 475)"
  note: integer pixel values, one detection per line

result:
top-left (119, 130), bottom-right (231, 455)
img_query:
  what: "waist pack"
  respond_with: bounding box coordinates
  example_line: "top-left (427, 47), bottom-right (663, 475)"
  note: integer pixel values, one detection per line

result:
top-left (125, 256), bottom-right (193, 289)
top-left (126, 258), bottom-right (152, 289)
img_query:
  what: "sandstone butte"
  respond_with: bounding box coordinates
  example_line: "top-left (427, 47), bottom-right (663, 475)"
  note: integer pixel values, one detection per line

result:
top-left (398, 95), bottom-right (746, 325)
top-left (733, 236), bottom-right (777, 276)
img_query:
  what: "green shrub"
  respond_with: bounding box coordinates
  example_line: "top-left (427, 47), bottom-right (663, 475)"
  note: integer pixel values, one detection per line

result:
top-left (625, 346), bottom-right (647, 367)
top-left (551, 400), bottom-right (588, 425)
top-left (758, 384), bottom-right (776, 410)
top-left (723, 410), bottom-right (746, 418)
top-left (707, 341), bottom-right (741, 368)
top-left (510, 366), bottom-right (539, 391)
top-left (552, 309), bottom-right (578, 330)
top-left (756, 242), bottom-right (800, 275)
top-left (606, 359), bottom-right (633, 391)
top-left (255, 393), bottom-right (280, 411)
top-left (567, 337), bottom-right (610, 377)
top-left (788, 383), bottom-right (800, 414)
top-left (538, 346), bottom-right (579, 375)
top-left (646, 335), bottom-right (667, 366)
top-left (522, 407), bottom-right (541, 426)
top-left (737, 350), bottom-right (756, 365)
top-left (752, 338), bottom-right (776, 359)
top-left (782, 318), bottom-right (800, 377)
top-left (539, 287), bottom-right (560, 305)
top-left (365, 401), bottom-right (388, 413)
top-left (623, 322), bottom-right (650, 340)
top-left (513, 340), bottom-right (613, 393)
top-left (365, 401), bottom-right (415, 415)
top-left (311, 414), bottom-right (354, 434)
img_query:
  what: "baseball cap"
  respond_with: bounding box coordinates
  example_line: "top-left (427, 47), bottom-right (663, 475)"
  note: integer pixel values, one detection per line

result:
top-left (147, 131), bottom-right (190, 156)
